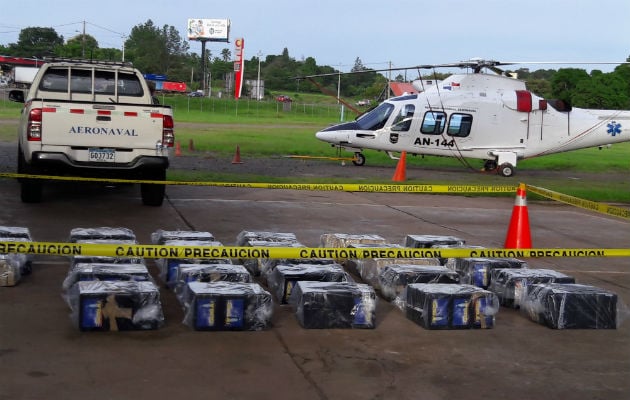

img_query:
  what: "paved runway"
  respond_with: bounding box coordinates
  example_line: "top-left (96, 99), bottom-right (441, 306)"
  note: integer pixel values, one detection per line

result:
top-left (1, 179), bottom-right (629, 400)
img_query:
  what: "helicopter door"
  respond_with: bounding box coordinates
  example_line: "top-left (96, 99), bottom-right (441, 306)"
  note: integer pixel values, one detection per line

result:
top-left (390, 104), bottom-right (415, 144)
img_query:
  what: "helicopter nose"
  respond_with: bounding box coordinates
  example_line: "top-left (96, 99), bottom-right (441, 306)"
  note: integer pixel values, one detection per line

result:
top-left (315, 130), bottom-right (340, 144)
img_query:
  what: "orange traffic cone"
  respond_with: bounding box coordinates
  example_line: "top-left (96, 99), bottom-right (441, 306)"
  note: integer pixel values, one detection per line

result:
top-left (504, 183), bottom-right (532, 249)
top-left (392, 151), bottom-right (407, 182)
top-left (188, 139), bottom-right (195, 152)
top-left (232, 145), bottom-right (243, 164)
top-left (175, 141), bottom-right (182, 157)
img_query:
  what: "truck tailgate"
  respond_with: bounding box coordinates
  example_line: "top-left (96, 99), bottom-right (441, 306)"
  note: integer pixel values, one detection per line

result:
top-left (39, 102), bottom-right (165, 150)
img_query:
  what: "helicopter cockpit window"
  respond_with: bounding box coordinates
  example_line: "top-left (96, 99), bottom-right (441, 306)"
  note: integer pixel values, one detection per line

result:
top-left (391, 104), bottom-right (415, 132)
top-left (356, 102), bottom-right (395, 130)
top-left (420, 111), bottom-right (446, 135)
top-left (447, 113), bottom-right (472, 137)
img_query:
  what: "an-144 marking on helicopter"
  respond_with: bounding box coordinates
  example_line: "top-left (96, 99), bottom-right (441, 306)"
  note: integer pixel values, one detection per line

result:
top-left (312, 59), bottom-right (630, 176)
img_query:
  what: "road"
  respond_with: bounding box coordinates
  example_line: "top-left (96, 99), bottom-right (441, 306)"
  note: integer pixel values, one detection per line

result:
top-left (1, 163), bottom-right (629, 399)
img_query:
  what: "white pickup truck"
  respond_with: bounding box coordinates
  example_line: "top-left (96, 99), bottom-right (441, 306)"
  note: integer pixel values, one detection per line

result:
top-left (9, 59), bottom-right (174, 206)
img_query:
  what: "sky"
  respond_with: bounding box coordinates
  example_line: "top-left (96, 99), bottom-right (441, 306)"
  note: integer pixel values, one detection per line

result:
top-left (1, 0), bottom-right (629, 74)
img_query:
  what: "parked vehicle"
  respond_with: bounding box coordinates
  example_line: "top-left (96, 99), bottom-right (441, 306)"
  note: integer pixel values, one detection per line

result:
top-left (8, 58), bottom-right (175, 206)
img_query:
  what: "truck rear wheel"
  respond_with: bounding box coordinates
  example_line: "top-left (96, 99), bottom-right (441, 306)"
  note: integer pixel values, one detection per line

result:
top-left (141, 169), bottom-right (166, 206)
top-left (18, 146), bottom-right (43, 203)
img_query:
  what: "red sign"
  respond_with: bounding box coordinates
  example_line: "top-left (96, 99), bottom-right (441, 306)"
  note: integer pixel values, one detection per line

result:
top-left (234, 38), bottom-right (244, 99)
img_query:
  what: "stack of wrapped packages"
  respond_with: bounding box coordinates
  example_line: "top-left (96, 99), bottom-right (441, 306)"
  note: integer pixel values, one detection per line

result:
top-left (65, 227), bottom-right (164, 331)
top-left (0, 226), bottom-right (34, 286)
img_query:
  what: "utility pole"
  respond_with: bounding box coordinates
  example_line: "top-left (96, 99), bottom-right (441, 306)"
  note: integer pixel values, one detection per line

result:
top-left (82, 20), bottom-right (86, 58)
top-left (256, 51), bottom-right (262, 100)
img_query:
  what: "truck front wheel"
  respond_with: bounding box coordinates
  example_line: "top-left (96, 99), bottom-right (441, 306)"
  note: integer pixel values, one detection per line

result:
top-left (140, 169), bottom-right (166, 206)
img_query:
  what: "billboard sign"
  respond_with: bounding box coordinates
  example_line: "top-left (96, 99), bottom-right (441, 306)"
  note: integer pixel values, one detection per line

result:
top-left (187, 18), bottom-right (231, 42)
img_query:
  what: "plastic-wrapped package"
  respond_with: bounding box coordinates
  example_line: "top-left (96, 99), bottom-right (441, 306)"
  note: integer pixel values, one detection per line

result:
top-left (379, 264), bottom-right (460, 308)
top-left (489, 268), bottom-right (575, 308)
top-left (267, 263), bottom-right (350, 304)
top-left (0, 254), bottom-right (21, 286)
top-left (350, 244), bottom-right (441, 290)
top-left (404, 234), bottom-right (465, 248)
top-left (259, 258), bottom-right (336, 283)
top-left (182, 281), bottom-right (273, 331)
top-left (174, 263), bottom-right (252, 306)
top-left (62, 263), bottom-right (152, 305)
top-left (290, 281), bottom-right (377, 329)
top-left (0, 226), bottom-right (32, 239)
top-left (404, 283), bottom-right (499, 329)
top-left (521, 283), bottom-right (618, 329)
top-left (69, 227), bottom-right (136, 242)
top-left (451, 257), bottom-right (528, 289)
top-left (442, 246), bottom-right (486, 269)
top-left (150, 229), bottom-right (215, 245)
top-left (319, 233), bottom-right (387, 248)
top-left (235, 230), bottom-right (299, 246)
top-left (0, 226), bottom-right (34, 275)
top-left (69, 281), bottom-right (164, 331)
top-left (239, 240), bottom-right (305, 277)
top-left (156, 240), bottom-right (231, 288)
top-left (70, 239), bottom-right (141, 267)
top-left (235, 230), bottom-right (301, 276)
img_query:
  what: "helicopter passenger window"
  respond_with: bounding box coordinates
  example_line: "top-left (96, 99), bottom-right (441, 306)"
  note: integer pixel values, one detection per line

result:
top-left (447, 114), bottom-right (472, 137)
top-left (391, 104), bottom-right (415, 132)
top-left (420, 111), bottom-right (446, 135)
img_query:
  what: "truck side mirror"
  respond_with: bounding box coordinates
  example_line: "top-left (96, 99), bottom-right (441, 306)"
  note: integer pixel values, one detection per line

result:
top-left (8, 90), bottom-right (25, 103)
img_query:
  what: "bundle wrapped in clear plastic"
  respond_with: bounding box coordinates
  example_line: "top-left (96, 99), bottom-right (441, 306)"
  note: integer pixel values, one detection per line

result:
top-left (182, 281), bottom-right (273, 331)
top-left (0, 254), bottom-right (21, 286)
top-left (235, 230), bottom-right (299, 246)
top-left (240, 240), bottom-right (305, 277)
top-left (449, 257), bottom-right (527, 289)
top-left (0, 226), bottom-right (34, 275)
top-left (404, 283), bottom-right (499, 329)
top-left (403, 234), bottom-right (465, 248)
top-left (349, 242), bottom-right (441, 290)
top-left (174, 263), bottom-right (252, 306)
top-left (489, 268), bottom-right (575, 308)
top-left (69, 280), bottom-right (164, 331)
top-left (150, 229), bottom-right (215, 245)
top-left (62, 263), bottom-right (152, 305)
top-left (156, 240), bottom-right (231, 288)
top-left (267, 263), bottom-right (351, 304)
top-left (379, 264), bottom-right (460, 309)
top-left (69, 239), bottom-right (141, 267)
top-left (290, 281), bottom-right (377, 329)
top-left (68, 227), bottom-right (136, 242)
top-left (521, 283), bottom-right (619, 329)
top-left (319, 233), bottom-right (386, 248)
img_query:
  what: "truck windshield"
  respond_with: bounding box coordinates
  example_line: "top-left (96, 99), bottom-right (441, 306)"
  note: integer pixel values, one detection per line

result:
top-left (355, 103), bottom-right (394, 130)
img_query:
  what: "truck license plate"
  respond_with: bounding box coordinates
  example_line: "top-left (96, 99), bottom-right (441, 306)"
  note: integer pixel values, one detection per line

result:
top-left (88, 148), bottom-right (116, 162)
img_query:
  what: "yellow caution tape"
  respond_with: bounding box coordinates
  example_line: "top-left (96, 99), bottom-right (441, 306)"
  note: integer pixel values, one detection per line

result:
top-left (1, 241), bottom-right (629, 259)
top-left (528, 185), bottom-right (630, 220)
top-left (0, 173), bottom-right (516, 193)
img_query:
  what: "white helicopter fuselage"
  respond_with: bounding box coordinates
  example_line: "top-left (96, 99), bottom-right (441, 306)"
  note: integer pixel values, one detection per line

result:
top-left (315, 73), bottom-right (630, 176)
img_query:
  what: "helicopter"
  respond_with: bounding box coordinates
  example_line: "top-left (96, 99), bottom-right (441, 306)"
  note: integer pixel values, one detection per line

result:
top-left (312, 59), bottom-right (630, 177)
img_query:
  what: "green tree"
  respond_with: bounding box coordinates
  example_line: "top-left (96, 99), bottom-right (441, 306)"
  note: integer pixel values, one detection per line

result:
top-left (8, 27), bottom-right (64, 57)
top-left (65, 34), bottom-right (99, 58)
top-left (124, 20), bottom-right (189, 80)
top-left (572, 72), bottom-right (629, 109)
top-left (550, 68), bottom-right (590, 104)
